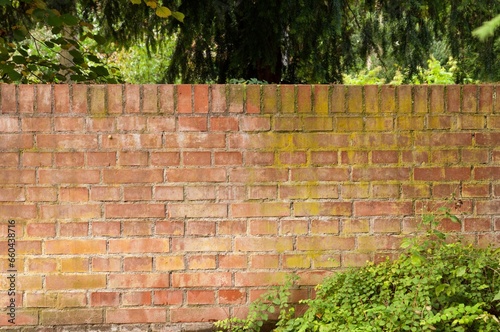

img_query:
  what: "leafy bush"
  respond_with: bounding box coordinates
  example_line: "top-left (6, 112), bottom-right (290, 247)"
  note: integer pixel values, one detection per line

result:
top-left (217, 212), bottom-right (500, 331)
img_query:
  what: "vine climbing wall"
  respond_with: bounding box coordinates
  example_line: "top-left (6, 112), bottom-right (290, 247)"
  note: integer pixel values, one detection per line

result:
top-left (0, 84), bottom-right (499, 330)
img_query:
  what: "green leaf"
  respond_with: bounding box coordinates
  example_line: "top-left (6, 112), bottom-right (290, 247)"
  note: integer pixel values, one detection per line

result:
top-left (12, 56), bottom-right (26, 64)
top-left (130, 0), bottom-right (142, 4)
top-left (91, 66), bottom-right (109, 77)
top-left (156, 6), bottom-right (171, 18)
top-left (0, 0), bottom-right (10, 6)
top-left (455, 266), bottom-right (466, 277)
top-left (172, 11), bottom-right (185, 22)
top-left (61, 14), bottom-right (79, 26)
top-left (493, 290), bottom-right (500, 302)
top-left (47, 13), bottom-right (63, 28)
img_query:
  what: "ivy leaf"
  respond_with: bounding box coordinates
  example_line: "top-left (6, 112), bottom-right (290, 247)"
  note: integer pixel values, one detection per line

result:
top-left (172, 11), bottom-right (185, 22)
top-left (156, 6), bottom-right (171, 18)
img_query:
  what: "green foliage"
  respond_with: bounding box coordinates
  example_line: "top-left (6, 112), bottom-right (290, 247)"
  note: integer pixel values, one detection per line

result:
top-left (218, 211), bottom-right (500, 332)
top-left (473, 14), bottom-right (500, 41)
top-left (214, 275), bottom-right (299, 332)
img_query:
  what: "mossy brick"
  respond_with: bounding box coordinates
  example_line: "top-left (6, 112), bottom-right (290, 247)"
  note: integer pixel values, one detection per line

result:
top-left (232, 202), bottom-right (290, 217)
top-left (194, 84), bottom-right (209, 113)
top-left (380, 85), bottom-right (396, 112)
top-left (46, 275), bottom-right (106, 290)
top-left (336, 117), bottom-right (364, 131)
top-left (229, 84), bottom-right (244, 113)
top-left (459, 115), bottom-right (485, 130)
top-left (294, 202), bottom-right (351, 217)
top-left (313, 85), bottom-right (329, 114)
top-left (364, 85), bottom-right (379, 113)
top-left (143, 84), bottom-right (158, 113)
top-left (262, 85), bottom-right (278, 113)
top-left (342, 253), bottom-right (373, 267)
top-left (246, 84), bottom-right (261, 113)
top-left (365, 116), bottom-right (394, 131)
top-left (41, 309), bottom-right (103, 325)
top-left (19, 84), bottom-right (35, 113)
top-left (156, 256), bottom-right (185, 271)
top-left (462, 85), bottom-right (478, 113)
top-left (124, 84), bottom-right (141, 114)
top-left (478, 85), bottom-right (493, 113)
top-left (275, 116), bottom-right (302, 131)
top-left (311, 219), bottom-right (340, 234)
top-left (107, 85), bottom-right (123, 114)
top-left (89, 85), bottom-right (106, 114)
top-left (330, 85), bottom-right (345, 112)
top-left (248, 220), bottom-right (277, 235)
top-left (413, 85), bottom-right (428, 113)
top-left (397, 85), bottom-right (412, 113)
top-left (297, 85), bottom-right (312, 113)
top-left (347, 86), bottom-right (363, 113)
top-left (354, 201), bottom-right (412, 216)
top-left (211, 84), bottom-right (227, 113)
top-left (303, 116), bottom-right (333, 131)
top-left (429, 85), bottom-right (445, 113)
top-left (342, 218), bottom-right (370, 233)
top-left (428, 115), bottom-right (452, 129)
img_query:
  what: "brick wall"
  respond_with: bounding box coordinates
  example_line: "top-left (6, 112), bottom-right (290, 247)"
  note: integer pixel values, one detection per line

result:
top-left (0, 84), bottom-right (499, 330)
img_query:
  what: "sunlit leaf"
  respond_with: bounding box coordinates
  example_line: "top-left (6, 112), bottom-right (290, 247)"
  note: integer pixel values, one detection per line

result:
top-left (172, 11), bottom-right (185, 22)
top-left (156, 6), bottom-right (171, 18)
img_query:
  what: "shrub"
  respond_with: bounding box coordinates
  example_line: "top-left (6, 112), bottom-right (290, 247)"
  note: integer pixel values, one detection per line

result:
top-left (216, 212), bottom-right (500, 331)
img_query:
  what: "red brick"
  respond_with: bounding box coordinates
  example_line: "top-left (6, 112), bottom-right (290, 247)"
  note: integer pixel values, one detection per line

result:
top-left (90, 186), bottom-right (120, 201)
top-left (156, 255), bottom-right (185, 271)
top-left (414, 167), bottom-right (445, 181)
top-left (89, 85), bottom-right (106, 114)
top-left (150, 152), bottom-right (180, 166)
top-left (39, 169), bottom-right (99, 184)
top-left (215, 151), bottom-right (242, 165)
top-left (170, 203), bottom-right (227, 218)
top-left (477, 200), bottom-right (500, 215)
top-left (122, 291), bottom-right (152, 306)
top-left (250, 254), bottom-right (279, 269)
top-left (19, 85), bottom-right (35, 113)
top-left (381, 85), bottom-right (396, 113)
top-left (170, 308), bottom-right (227, 323)
top-left (124, 257), bottom-right (153, 271)
top-left (124, 84), bottom-right (140, 113)
top-left (71, 84), bottom-right (88, 113)
top-left (249, 219), bottom-right (278, 235)
top-left (185, 186), bottom-right (216, 200)
top-left (183, 151), bottom-right (211, 165)
top-left (280, 184), bottom-right (338, 199)
top-left (153, 290), bottom-right (183, 305)
top-left (27, 258), bottom-right (56, 273)
top-left (143, 84), bottom-right (158, 113)
top-left (159, 84), bottom-right (175, 113)
top-left (429, 85), bottom-right (445, 113)
top-left (476, 133), bottom-right (500, 146)
top-left (167, 168), bottom-right (225, 182)
top-left (172, 238), bottom-right (231, 252)
top-left (59, 222), bottom-right (88, 237)
top-left (291, 167), bottom-right (349, 181)
top-left (103, 169), bottom-right (163, 183)
top-left (244, 152), bottom-right (274, 165)
top-left (234, 272), bottom-right (288, 287)
top-left (35, 84), bottom-right (52, 113)
top-left (460, 115), bottom-right (485, 130)
top-left (0, 134), bottom-right (33, 149)
top-left (109, 274), bottom-right (169, 288)
top-left (372, 150), bottom-right (399, 164)
top-left (365, 116), bottom-right (394, 131)
top-left (240, 116), bottom-right (271, 131)
top-left (358, 235), bottom-right (402, 251)
top-left (92, 222), bottom-right (120, 236)
top-left (53, 85), bottom-right (69, 113)
top-left (26, 223), bottom-right (55, 237)
top-left (0, 116), bottom-right (19, 132)
top-left (45, 239), bottom-right (105, 254)
top-left (218, 220), bottom-right (247, 235)
top-left (106, 308), bottom-right (166, 324)
top-left (280, 151), bottom-right (307, 165)
top-left (118, 151), bottom-right (148, 166)
top-left (87, 152), bottom-right (116, 166)
top-left (219, 289), bottom-right (246, 304)
top-left (247, 185), bottom-right (276, 200)
top-left (37, 134), bottom-right (97, 149)
top-left (235, 237), bottom-right (292, 251)
top-left (55, 152), bottom-right (84, 167)
top-left (280, 85), bottom-right (295, 113)
top-left (172, 272), bottom-right (231, 287)
top-left (122, 221), bottom-right (153, 236)
top-left (354, 201), bottom-right (412, 216)
top-left (177, 84), bottom-right (192, 113)
top-left (219, 254), bottom-right (247, 269)
top-left (0, 188), bottom-right (24, 202)
top-left (105, 84), bottom-right (122, 114)
top-left (105, 204), bottom-right (165, 218)
top-left (0, 204), bottom-right (36, 219)
top-left (186, 221), bottom-right (216, 236)
top-left (59, 187), bottom-right (88, 202)
top-left (21, 152), bottom-right (50, 167)
top-left (431, 149), bottom-right (459, 164)
top-left (0, 170), bottom-right (35, 184)
top-left (297, 85), bottom-right (312, 113)
top-left (0, 152), bottom-right (19, 166)
top-left (117, 116), bottom-right (146, 131)
top-left (373, 218), bottom-right (401, 233)
top-left (147, 116), bottom-right (175, 132)
top-left (463, 217), bottom-right (491, 232)
top-left (92, 257), bottom-right (120, 272)
top-left (91, 292), bottom-right (119, 307)
top-left (154, 186), bottom-right (184, 201)
top-left (123, 186), bottom-right (152, 201)
top-left (446, 85), bottom-right (460, 113)
top-left (26, 187), bottom-right (56, 201)
top-left (165, 132), bottom-right (225, 148)
top-left (179, 116), bottom-right (208, 131)
top-left (474, 167), bottom-right (500, 180)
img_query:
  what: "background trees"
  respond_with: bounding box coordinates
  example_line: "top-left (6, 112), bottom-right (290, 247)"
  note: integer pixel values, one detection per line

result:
top-left (1, 0), bottom-right (499, 84)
